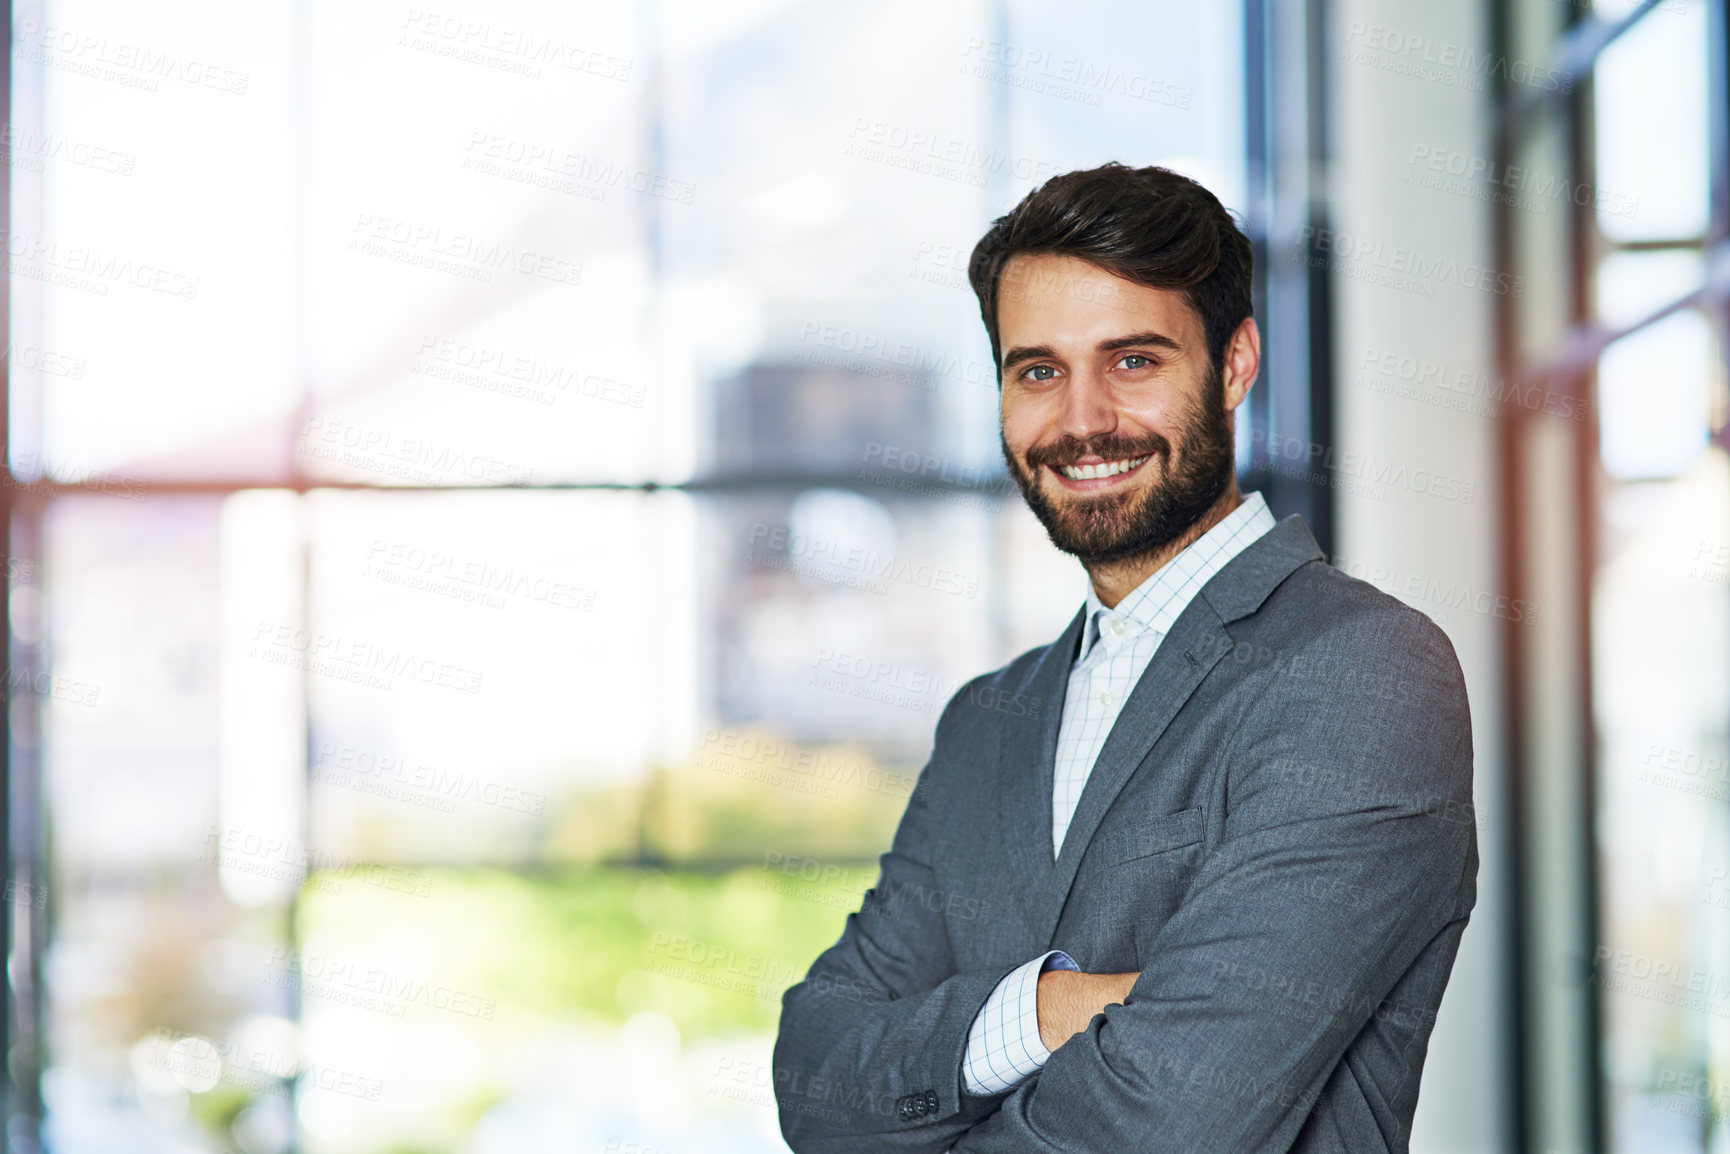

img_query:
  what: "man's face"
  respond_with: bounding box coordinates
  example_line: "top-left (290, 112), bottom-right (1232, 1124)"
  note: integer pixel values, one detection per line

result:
top-left (996, 253), bottom-right (1255, 565)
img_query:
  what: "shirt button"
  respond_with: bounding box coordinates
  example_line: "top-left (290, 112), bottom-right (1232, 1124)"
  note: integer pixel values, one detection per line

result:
top-left (1098, 690), bottom-right (1113, 705)
top-left (1110, 619), bottom-right (1125, 635)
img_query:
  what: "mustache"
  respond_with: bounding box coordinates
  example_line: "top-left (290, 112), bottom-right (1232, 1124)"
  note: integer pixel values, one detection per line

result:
top-left (1023, 432), bottom-right (1172, 471)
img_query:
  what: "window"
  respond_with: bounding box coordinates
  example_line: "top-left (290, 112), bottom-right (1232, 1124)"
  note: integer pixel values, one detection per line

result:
top-left (11, 2), bottom-right (1252, 1150)
top-left (1494, 0), bottom-right (1730, 1149)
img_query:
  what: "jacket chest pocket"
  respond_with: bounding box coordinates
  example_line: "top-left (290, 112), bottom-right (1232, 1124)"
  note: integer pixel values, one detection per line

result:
top-left (1079, 806), bottom-right (1205, 877)
top-left (1073, 807), bottom-right (1206, 967)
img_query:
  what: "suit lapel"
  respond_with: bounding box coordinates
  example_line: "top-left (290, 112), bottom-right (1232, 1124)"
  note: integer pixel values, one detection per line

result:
top-left (994, 607), bottom-right (1084, 922)
top-left (1032, 601), bottom-right (1233, 949)
top-left (998, 514), bottom-right (1326, 953)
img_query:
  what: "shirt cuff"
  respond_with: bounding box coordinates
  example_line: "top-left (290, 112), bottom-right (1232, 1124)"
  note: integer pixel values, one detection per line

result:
top-left (960, 950), bottom-right (1079, 1095)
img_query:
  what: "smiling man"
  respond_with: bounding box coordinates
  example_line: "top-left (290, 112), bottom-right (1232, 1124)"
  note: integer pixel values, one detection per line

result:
top-left (773, 163), bottom-right (1477, 1152)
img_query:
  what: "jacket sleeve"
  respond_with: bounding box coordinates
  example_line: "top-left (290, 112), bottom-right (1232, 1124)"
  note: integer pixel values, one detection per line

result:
top-left (952, 609), bottom-right (1479, 1152)
top-left (773, 680), bottom-right (1021, 1152)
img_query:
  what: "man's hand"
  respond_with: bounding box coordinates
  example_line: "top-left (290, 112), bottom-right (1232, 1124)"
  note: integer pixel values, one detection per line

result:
top-left (1036, 970), bottom-right (1139, 1052)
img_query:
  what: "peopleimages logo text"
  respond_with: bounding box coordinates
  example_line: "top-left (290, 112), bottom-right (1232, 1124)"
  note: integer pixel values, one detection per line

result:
top-left (1300, 226), bottom-right (1524, 299)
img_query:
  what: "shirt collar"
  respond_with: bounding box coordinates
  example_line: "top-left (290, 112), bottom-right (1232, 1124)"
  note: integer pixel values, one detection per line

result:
top-left (1079, 491), bottom-right (1277, 662)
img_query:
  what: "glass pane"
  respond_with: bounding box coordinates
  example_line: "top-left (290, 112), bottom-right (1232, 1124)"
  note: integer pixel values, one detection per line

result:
top-left (999, 0), bottom-right (1244, 209)
top-left (304, 489), bottom-right (676, 864)
top-left (1594, 450), bottom-right (1730, 1151)
top-left (1595, 249), bottom-right (1704, 331)
top-left (661, 0), bottom-right (1000, 485)
top-left (1596, 309), bottom-right (1711, 480)
top-left (19, 1), bottom-right (299, 482)
top-left (299, 0), bottom-right (653, 487)
top-left (292, 866), bottom-right (842, 1153)
top-left (1592, 1), bottom-right (1710, 243)
top-left (302, 488), bottom-right (1082, 868)
top-left (41, 494), bottom-right (307, 1148)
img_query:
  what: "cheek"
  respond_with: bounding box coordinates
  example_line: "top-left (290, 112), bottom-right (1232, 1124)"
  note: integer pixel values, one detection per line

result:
top-left (999, 401), bottom-right (1046, 453)
top-left (1120, 393), bottom-right (1183, 431)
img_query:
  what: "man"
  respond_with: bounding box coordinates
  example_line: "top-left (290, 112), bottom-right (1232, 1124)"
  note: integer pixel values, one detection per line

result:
top-left (772, 163), bottom-right (1476, 1152)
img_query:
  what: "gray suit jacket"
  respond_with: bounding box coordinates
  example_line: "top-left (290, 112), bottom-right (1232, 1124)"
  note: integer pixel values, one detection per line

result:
top-left (772, 515), bottom-right (1478, 1152)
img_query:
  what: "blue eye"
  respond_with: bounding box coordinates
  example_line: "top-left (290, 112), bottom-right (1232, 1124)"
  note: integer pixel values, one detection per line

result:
top-left (1024, 365), bottom-right (1057, 381)
top-left (1120, 354), bottom-right (1151, 370)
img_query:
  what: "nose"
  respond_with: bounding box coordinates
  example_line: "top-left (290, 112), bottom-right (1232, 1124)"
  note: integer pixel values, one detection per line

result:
top-left (1056, 366), bottom-right (1117, 446)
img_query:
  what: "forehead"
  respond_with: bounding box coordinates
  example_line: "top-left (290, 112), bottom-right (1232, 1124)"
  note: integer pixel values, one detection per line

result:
top-left (996, 253), bottom-right (1202, 348)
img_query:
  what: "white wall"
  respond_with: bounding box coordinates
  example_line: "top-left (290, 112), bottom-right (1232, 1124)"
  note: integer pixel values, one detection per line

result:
top-left (1328, 3), bottom-right (1509, 1150)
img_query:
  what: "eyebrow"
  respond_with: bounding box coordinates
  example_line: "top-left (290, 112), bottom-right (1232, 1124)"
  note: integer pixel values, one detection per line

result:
top-left (1000, 330), bottom-right (1182, 372)
top-left (1099, 330), bottom-right (1181, 354)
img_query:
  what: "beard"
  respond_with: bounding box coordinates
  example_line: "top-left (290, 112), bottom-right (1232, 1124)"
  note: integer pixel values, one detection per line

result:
top-left (1001, 368), bottom-right (1235, 566)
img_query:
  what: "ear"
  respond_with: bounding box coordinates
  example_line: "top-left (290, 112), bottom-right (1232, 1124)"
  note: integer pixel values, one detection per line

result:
top-left (1221, 317), bottom-right (1260, 414)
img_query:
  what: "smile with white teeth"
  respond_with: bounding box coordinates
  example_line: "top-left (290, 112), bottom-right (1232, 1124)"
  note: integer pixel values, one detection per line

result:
top-left (1056, 455), bottom-right (1150, 481)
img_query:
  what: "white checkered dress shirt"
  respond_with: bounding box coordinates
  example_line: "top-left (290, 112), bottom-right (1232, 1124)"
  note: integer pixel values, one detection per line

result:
top-left (960, 493), bottom-right (1276, 1096)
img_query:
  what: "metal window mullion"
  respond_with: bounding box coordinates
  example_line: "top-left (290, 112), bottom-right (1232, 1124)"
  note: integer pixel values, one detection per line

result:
top-left (1498, 0), bottom-right (1668, 143)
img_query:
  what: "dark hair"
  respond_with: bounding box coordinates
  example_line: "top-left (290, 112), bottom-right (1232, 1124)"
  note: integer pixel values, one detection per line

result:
top-left (967, 162), bottom-right (1253, 380)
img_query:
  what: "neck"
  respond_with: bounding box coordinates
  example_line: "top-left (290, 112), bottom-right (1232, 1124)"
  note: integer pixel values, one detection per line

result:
top-left (1085, 481), bottom-right (1244, 609)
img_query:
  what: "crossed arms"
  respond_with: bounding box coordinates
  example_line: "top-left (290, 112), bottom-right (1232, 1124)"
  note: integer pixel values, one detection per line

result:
top-left (771, 612), bottom-right (1477, 1152)
top-left (1036, 970), bottom-right (1139, 1053)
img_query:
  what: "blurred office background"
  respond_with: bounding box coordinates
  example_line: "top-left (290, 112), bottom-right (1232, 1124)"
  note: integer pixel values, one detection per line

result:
top-left (0, 0), bottom-right (1723, 1150)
